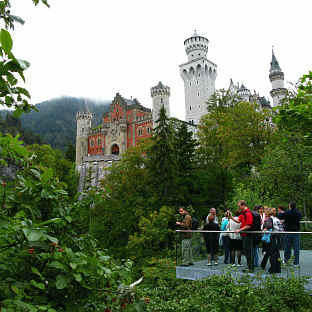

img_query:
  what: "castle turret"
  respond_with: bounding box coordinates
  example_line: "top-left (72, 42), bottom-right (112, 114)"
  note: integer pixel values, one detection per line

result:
top-left (151, 81), bottom-right (170, 127)
top-left (237, 84), bottom-right (251, 102)
top-left (76, 112), bottom-right (93, 168)
top-left (180, 31), bottom-right (217, 125)
top-left (269, 49), bottom-right (287, 107)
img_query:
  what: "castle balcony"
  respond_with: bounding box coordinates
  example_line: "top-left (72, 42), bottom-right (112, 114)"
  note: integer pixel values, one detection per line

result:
top-left (175, 223), bottom-right (312, 291)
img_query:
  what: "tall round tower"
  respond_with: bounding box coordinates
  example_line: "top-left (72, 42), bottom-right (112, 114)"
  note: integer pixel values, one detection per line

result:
top-left (269, 49), bottom-right (287, 107)
top-left (180, 31), bottom-right (217, 125)
top-left (76, 112), bottom-right (93, 168)
top-left (151, 81), bottom-right (170, 127)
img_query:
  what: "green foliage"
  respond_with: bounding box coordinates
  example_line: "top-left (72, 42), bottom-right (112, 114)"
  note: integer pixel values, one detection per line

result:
top-left (274, 71), bottom-right (312, 140)
top-left (0, 113), bottom-right (42, 145)
top-left (137, 263), bottom-right (312, 312)
top-left (147, 106), bottom-right (176, 204)
top-left (255, 132), bottom-right (312, 217)
top-left (199, 100), bottom-right (273, 177)
top-left (0, 133), bottom-right (140, 311)
top-left (11, 96), bottom-right (110, 150)
top-left (127, 206), bottom-right (175, 262)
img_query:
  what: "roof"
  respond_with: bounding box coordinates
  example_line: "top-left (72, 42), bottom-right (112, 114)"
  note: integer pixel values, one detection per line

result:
top-left (270, 50), bottom-right (282, 72)
top-left (258, 96), bottom-right (271, 108)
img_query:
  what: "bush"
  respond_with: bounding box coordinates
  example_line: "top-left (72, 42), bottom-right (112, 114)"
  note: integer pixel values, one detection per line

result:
top-left (137, 261), bottom-right (312, 312)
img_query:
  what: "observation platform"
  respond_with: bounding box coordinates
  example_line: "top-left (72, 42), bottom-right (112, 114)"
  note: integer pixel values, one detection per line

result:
top-left (176, 228), bottom-right (312, 291)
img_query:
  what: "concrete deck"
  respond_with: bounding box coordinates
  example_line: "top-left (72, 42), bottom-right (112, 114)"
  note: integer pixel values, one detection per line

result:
top-left (176, 250), bottom-right (312, 290)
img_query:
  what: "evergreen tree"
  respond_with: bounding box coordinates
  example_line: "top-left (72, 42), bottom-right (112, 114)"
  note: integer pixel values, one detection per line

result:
top-left (172, 121), bottom-right (197, 206)
top-left (147, 106), bottom-right (175, 206)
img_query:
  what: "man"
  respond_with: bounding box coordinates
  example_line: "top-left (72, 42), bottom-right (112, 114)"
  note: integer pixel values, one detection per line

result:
top-left (231, 200), bottom-right (254, 272)
top-left (206, 207), bottom-right (218, 224)
top-left (176, 207), bottom-right (193, 266)
top-left (279, 201), bottom-right (302, 265)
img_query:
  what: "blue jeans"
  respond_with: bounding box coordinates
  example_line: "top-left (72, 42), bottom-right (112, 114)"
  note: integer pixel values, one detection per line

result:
top-left (284, 233), bottom-right (300, 265)
top-left (222, 235), bottom-right (230, 264)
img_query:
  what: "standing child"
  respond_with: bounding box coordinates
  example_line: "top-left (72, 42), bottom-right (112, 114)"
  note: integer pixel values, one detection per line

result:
top-left (203, 215), bottom-right (220, 266)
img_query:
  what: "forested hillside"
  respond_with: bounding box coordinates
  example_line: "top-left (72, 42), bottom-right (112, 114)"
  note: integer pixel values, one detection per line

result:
top-left (0, 114), bottom-right (42, 145)
top-left (1, 96), bottom-right (110, 150)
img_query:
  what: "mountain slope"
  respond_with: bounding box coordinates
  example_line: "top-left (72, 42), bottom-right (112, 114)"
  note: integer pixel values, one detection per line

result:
top-left (19, 97), bottom-right (110, 150)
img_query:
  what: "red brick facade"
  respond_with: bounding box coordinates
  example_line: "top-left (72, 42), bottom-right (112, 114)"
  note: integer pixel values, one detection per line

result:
top-left (87, 93), bottom-right (152, 156)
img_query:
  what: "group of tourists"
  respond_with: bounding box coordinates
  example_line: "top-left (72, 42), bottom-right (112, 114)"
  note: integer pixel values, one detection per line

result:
top-left (176, 200), bottom-right (302, 273)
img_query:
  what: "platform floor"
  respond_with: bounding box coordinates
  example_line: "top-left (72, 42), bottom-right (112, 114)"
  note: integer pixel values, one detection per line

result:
top-left (176, 250), bottom-right (312, 290)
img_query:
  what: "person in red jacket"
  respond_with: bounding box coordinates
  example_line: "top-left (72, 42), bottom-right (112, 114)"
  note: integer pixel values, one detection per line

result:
top-left (230, 200), bottom-right (254, 272)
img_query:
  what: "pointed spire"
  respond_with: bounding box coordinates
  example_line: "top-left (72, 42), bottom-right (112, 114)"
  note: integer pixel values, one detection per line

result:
top-left (270, 49), bottom-right (281, 72)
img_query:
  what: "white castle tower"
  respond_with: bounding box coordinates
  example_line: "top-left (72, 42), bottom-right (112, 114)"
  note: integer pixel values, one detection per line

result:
top-left (237, 84), bottom-right (251, 102)
top-left (151, 81), bottom-right (170, 127)
top-left (76, 112), bottom-right (93, 168)
top-left (180, 31), bottom-right (217, 125)
top-left (270, 49), bottom-right (287, 107)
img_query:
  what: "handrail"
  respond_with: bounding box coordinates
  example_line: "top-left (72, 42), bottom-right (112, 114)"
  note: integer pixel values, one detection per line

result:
top-left (176, 230), bottom-right (312, 234)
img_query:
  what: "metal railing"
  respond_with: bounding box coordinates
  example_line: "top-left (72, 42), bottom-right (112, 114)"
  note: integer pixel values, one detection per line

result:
top-left (175, 224), bottom-right (312, 280)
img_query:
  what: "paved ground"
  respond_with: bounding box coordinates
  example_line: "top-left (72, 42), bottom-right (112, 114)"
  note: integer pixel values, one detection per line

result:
top-left (176, 250), bottom-right (312, 290)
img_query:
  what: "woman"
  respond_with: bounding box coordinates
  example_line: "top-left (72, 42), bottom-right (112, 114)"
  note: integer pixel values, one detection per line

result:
top-left (220, 210), bottom-right (231, 264)
top-left (260, 208), bottom-right (281, 273)
top-left (259, 205), bottom-right (266, 230)
top-left (203, 215), bottom-right (220, 266)
top-left (227, 210), bottom-right (242, 266)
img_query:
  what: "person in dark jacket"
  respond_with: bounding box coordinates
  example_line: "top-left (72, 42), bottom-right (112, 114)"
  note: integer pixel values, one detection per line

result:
top-left (279, 201), bottom-right (302, 265)
top-left (260, 208), bottom-right (281, 274)
top-left (203, 215), bottom-right (220, 266)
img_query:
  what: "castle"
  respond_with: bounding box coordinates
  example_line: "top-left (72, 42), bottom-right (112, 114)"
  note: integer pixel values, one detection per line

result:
top-left (75, 31), bottom-right (287, 187)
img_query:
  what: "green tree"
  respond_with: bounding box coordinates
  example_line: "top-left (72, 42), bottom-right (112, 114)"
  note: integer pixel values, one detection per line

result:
top-left (147, 106), bottom-right (176, 206)
top-left (256, 132), bottom-right (312, 217)
top-left (199, 100), bottom-right (273, 177)
top-left (274, 71), bottom-right (312, 140)
top-left (171, 121), bottom-right (197, 207)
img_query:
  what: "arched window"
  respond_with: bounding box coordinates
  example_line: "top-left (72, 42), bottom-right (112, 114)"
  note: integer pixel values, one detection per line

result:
top-left (190, 106), bottom-right (192, 111)
top-left (161, 98), bottom-right (163, 104)
top-left (111, 144), bottom-right (119, 155)
top-left (97, 137), bottom-right (101, 145)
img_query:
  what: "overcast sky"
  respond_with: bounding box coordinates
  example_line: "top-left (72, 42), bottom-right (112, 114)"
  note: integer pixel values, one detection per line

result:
top-left (11, 0), bottom-right (312, 120)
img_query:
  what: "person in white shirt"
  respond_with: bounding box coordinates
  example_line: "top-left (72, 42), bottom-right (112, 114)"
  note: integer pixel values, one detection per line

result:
top-left (226, 210), bottom-right (242, 266)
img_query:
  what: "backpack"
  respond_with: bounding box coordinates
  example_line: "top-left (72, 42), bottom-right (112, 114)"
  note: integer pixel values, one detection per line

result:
top-left (191, 217), bottom-right (199, 230)
top-left (250, 211), bottom-right (262, 244)
top-left (250, 211), bottom-right (261, 232)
